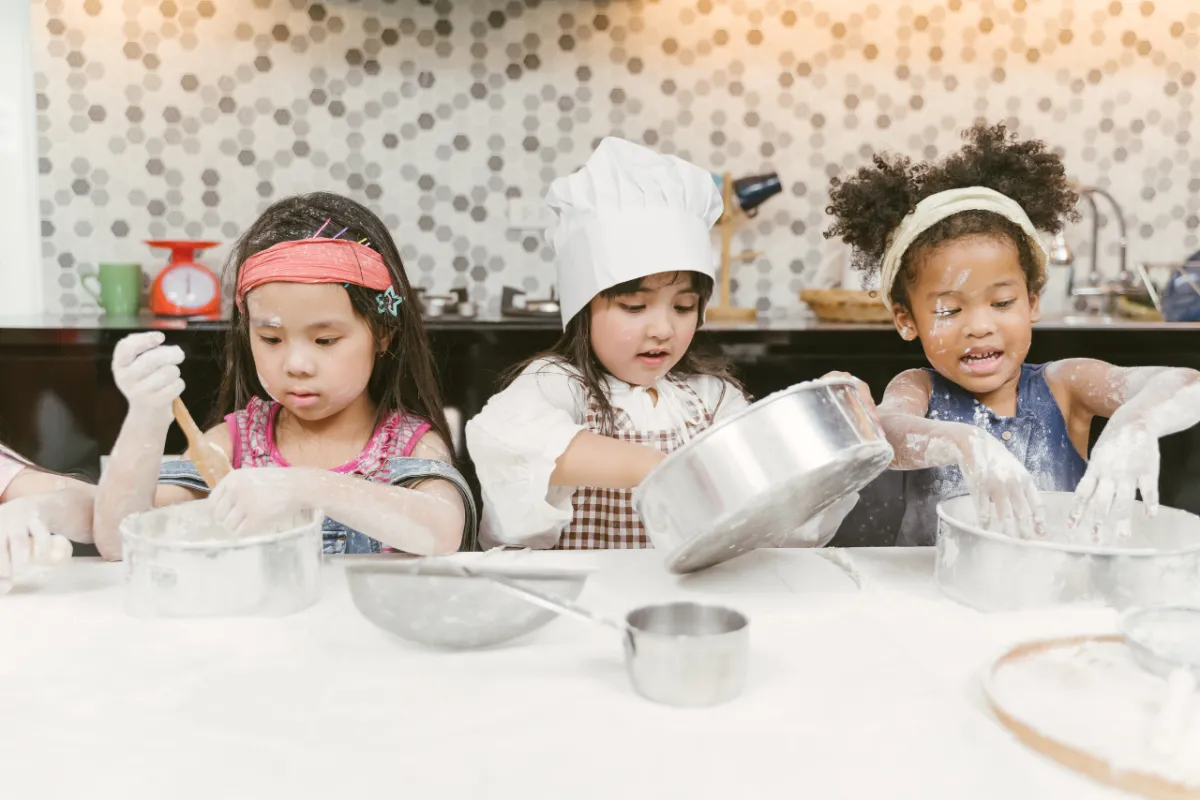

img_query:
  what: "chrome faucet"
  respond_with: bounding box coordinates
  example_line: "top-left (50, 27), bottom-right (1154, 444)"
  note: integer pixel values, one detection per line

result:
top-left (1050, 183), bottom-right (1136, 316)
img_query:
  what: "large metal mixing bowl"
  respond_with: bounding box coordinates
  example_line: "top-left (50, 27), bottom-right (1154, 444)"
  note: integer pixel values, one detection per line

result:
top-left (936, 492), bottom-right (1200, 611)
top-left (121, 501), bottom-right (322, 618)
top-left (633, 378), bottom-right (893, 573)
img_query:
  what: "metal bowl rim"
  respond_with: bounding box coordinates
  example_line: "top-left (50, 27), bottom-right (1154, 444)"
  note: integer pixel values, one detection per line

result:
top-left (936, 492), bottom-right (1200, 557)
top-left (634, 377), bottom-right (861, 499)
top-left (120, 506), bottom-right (324, 551)
top-left (343, 559), bottom-right (596, 581)
top-left (624, 601), bottom-right (750, 638)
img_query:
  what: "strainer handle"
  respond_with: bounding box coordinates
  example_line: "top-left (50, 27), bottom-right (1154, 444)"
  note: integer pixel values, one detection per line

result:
top-left (455, 564), bottom-right (627, 634)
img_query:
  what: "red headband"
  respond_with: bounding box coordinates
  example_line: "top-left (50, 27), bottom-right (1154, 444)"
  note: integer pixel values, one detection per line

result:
top-left (235, 238), bottom-right (393, 311)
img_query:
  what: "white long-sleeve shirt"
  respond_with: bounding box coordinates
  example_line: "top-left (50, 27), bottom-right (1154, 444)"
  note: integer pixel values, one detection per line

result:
top-left (466, 358), bottom-right (750, 549)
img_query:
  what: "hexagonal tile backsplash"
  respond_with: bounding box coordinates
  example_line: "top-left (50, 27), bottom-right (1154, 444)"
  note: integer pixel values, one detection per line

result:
top-left (31, 0), bottom-right (1200, 315)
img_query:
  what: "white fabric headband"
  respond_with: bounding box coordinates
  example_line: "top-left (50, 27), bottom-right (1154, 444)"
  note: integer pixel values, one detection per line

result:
top-left (878, 186), bottom-right (1049, 307)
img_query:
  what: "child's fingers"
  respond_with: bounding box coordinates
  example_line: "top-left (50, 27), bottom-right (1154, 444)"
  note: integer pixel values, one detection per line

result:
top-left (0, 534), bottom-right (11, 580)
top-left (223, 510), bottom-right (247, 535)
top-left (7, 526), bottom-right (31, 578)
top-left (151, 379), bottom-right (186, 408)
top-left (1009, 482), bottom-right (1038, 540)
top-left (972, 489), bottom-right (992, 530)
top-left (112, 331), bottom-right (166, 370)
top-left (987, 488), bottom-right (1014, 535)
top-left (1069, 473), bottom-right (1099, 528)
top-left (1083, 476), bottom-right (1117, 542)
top-left (1138, 474), bottom-right (1160, 517)
top-left (26, 516), bottom-right (51, 563)
top-left (1026, 482), bottom-right (1048, 538)
top-left (1110, 480), bottom-right (1136, 539)
top-left (124, 346), bottom-right (185, 385)
top-left (137, 363), bottom-right (182, 393)
top-left (209, 483), bottom-right (231, 519)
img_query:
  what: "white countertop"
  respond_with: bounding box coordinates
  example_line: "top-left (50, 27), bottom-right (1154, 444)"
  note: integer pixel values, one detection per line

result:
top-left (2, 548), bottom-right (1136, 799)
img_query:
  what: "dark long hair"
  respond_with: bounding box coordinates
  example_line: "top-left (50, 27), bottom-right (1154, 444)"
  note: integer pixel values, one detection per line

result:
top-left (502, 272), bottom-right (745, 435)
top-left (213, 192), bottom-right (453, 458)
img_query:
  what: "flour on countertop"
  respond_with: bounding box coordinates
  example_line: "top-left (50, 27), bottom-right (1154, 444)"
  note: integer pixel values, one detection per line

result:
top-left (988, 640), bottom-right (1200, 787)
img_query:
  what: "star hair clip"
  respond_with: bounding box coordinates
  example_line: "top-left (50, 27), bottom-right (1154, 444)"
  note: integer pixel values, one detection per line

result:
top-left (377, 286), bottom-right (402, 316)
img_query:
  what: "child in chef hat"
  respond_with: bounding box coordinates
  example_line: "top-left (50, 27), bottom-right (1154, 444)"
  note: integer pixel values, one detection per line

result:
top-left (93, 192), bottom-right (476, 558)
top-left (826, 122), bottom-right (1200, 545)
top-left (0, 442), bottom-right (94, 593)
top-left (467, 137), bottom-right (859, 550)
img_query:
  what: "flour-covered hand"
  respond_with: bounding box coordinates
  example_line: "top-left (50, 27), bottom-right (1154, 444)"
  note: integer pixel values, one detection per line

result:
top-left (0, 500), bottom-right (70, 594)
top-left (822, 371), bottom-right (880, 425)
top-left (208, 468), bottom-right (318, 537)
top-left (1070, 421), bottom-right (1159, 542)
top-left (111, 331), bottom-right (185, 424)
top-left (957, 428), bottom-right (1046, 539)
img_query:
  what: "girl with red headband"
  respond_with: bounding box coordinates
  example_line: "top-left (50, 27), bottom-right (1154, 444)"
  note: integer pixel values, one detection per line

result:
top-left (94, 193), bottom-right (475, 557)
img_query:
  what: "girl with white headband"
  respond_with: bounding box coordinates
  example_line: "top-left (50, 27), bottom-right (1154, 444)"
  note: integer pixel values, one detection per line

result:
top-left (826, 123), bottom-right (1200, 545)
top-left (468, 137), bottom-right (859, 549)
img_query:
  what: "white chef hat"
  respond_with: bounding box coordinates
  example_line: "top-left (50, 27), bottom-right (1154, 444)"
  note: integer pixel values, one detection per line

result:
top-left (546, 137), bottom-right (724, 328)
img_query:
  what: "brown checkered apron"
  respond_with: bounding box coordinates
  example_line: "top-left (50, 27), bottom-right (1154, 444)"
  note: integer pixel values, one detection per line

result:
top-left (556, 377), bottom-right (716, 549)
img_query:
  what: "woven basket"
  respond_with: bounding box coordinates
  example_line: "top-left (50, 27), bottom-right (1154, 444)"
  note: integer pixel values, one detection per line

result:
top-left (800, 288), bottom-right (893, 324)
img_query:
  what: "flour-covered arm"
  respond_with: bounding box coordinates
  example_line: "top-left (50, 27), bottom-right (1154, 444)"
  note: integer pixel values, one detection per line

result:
top-left (0, 477), bottom-right (95, 592)
top-left (1050, 359), bottom-right (1200, 537)
top-left (93, 332), bottom-right (197, 560)
top-left (207, 431), bottom-right (465, 555)
top-left (877, 369), bottom-right (1045, 537)
top-left (2, 480), bottom-right (95, 543)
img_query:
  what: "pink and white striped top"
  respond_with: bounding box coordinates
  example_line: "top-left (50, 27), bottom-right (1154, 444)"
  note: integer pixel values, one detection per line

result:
top-left (225, 396), bottom-right (432, 480)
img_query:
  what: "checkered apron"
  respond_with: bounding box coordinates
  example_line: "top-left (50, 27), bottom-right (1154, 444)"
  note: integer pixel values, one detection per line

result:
top-left (556, 377), bottom-right (715, 549)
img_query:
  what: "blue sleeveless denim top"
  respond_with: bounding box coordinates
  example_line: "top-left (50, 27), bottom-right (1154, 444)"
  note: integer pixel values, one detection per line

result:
top-left (896, 363), bottom-right (1088, 546)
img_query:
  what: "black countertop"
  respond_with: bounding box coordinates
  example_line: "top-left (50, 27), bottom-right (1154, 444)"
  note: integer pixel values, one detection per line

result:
top-left (0, 312), bottom-right (1197, 337)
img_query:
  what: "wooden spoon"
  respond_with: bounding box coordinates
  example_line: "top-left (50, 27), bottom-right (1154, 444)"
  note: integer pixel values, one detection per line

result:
top-left (171, 397), bottom-right (231, 488)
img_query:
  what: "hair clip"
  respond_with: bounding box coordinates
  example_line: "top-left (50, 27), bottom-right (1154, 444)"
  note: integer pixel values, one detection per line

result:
top-left (331, 226), bottom-right (349, 240)
top-left (311, 218), bottom-right (332, 238)
top-left (377, 286), bottom-right (402, 316)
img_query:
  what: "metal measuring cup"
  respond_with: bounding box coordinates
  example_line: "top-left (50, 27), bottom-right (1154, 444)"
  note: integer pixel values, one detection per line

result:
top-left (456, 565), bottom-right (750, 708)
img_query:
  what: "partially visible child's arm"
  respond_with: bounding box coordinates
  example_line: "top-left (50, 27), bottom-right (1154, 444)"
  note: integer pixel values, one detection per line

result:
top-left (467, 359), bottom-right (671, 548)
top-left (549, 432), bottom-right (666, 488)
top-left (1049, 359), bottom-right (1200, 537)
top-left (2, 469), bottom-right (96, 543)
top-left (1, 468), bottom-right (96, 590)
top-left (877, 369), bottom-right (1045, 536)
top-left (93, 332), bottom-right (199, 560)
top-left (206, 431), bottom-right (466, 555)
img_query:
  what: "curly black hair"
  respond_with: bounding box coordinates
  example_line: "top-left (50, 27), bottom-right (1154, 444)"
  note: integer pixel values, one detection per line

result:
top-left (824, 123), bottom-right (1080, 309)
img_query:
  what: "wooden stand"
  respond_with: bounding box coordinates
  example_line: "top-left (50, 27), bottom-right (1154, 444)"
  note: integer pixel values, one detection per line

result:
top-left (706, 171), bottom-right (761, 323)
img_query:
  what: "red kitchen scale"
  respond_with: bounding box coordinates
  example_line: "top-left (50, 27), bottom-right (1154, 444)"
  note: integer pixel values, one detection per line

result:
top-left (147, 240), bottom-right (222, 317)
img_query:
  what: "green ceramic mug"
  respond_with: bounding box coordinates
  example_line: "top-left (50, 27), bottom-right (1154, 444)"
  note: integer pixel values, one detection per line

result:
top-left (82, 262), bottom-right (142, 317)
